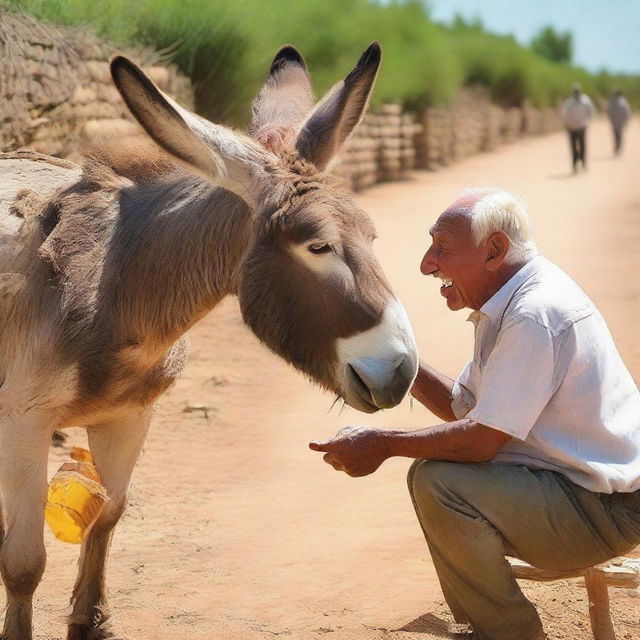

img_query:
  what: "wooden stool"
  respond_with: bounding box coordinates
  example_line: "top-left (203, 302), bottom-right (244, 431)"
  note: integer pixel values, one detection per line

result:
top-left (508, 556), bottom-right (640, 640)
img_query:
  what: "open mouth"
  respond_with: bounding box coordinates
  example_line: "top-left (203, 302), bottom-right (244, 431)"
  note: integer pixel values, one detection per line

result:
top-left (435, 272), bottom-right (454, 295)
top-left (350, 395), bottom-right (380, 413)
top-left (345, 364), bottom-right (380, 413)
top-left (341, 390), bottom-right (380, 413)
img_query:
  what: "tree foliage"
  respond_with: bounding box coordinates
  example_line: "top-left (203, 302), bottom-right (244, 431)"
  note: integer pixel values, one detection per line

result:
top-left (531, 25), bottom-right (573, 64)
top-left (2, 0), bottom-right (638, 117)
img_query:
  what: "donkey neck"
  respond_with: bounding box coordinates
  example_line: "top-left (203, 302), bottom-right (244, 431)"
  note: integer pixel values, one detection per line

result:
top-left (105, 174), bottom-right (253, 348)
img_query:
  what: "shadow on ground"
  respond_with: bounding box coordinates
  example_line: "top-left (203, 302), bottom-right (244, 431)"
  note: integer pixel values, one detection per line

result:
top-left (399, 613), bottom-right (472, 637)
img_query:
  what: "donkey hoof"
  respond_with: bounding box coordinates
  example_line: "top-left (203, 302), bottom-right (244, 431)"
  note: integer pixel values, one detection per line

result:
top-left (67, 622), bottom-right (126, 640)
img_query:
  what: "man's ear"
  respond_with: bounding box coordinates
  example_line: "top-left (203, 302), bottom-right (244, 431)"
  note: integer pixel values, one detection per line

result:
top-left (485, 232), bottom-right (510, 270)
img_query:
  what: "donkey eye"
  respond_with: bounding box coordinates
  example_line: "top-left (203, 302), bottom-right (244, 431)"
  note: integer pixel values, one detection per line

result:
top-left (308, 243), bottom-right (332, 255)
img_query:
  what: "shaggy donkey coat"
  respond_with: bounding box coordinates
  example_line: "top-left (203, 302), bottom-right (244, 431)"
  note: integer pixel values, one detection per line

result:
top-left (0, 43), bottom-right (417, 640)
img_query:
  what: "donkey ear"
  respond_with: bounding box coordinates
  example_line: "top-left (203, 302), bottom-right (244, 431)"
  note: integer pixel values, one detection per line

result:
top-left (250, 45), bottom-right (314, 153)
top-left (110, 56), bottom-right (274, 206)
top-left (295, 42), bottom-right (381, 170)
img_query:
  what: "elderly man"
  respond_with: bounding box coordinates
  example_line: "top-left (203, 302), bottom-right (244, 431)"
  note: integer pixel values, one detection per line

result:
top-left (310, 189), bottom-right (640, 640)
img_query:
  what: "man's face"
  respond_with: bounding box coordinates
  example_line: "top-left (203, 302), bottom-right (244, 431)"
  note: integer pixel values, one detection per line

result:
top-left (419, 207), bottom-right (491, 312)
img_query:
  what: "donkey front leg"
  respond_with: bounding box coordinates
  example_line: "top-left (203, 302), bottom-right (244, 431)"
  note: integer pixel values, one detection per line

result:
top-left (0, 412), bottom-right (52, 640)
top-left (67, 407), bottom-right (152, 640)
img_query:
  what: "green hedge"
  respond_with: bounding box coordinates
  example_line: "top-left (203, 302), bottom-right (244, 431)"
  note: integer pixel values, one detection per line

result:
top-left (2, 0), bottom-right (638, 125)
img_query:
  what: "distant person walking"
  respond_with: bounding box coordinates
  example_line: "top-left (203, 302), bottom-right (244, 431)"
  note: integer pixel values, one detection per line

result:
top-left (561, 84), bottom-right (595, 173)
top-left (607, 89), bottom-right (631, 156)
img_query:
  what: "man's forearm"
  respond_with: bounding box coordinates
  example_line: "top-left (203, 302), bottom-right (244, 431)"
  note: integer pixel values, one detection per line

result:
top-left (411, 361), bottom-right (457, 422)
top-left (381, 420), bottom-right (511, 464)
top-left (309, 421), bottom-right (512, 476)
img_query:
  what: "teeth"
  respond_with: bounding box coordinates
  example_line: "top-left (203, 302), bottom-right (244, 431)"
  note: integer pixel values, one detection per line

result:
top-left (434, 273), bottom-right (453, 288)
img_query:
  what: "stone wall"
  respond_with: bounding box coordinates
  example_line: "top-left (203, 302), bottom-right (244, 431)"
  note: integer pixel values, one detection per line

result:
top-left (0, 10), bottom-right (191, 159)
top-left (414, 88), bottom-right (562, 171)
top-left (335, 88), bottom-right (563, 190)
top-left (332, 105), bottom-right (422, 191)
top-left (1, 10), bottom-right (562, 192)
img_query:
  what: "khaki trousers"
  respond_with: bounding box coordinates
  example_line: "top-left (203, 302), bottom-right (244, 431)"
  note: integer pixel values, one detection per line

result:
top-left (407, 460), bottom-right (640, 640)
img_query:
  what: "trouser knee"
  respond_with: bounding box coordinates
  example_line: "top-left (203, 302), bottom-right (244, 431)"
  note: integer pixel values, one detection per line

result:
top-left (407, 459), bottom-right (453, 509)
top-left (406, 458), bottom-right (423, 497)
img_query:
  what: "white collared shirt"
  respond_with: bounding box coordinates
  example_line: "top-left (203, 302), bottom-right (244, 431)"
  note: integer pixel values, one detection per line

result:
top-left (562, 94), bottom-right (595, 130)
top-left (451, 256), bottom-right (640, 493)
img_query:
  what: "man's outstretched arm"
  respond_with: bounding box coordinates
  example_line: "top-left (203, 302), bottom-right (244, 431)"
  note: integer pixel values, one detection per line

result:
top-left (309, 421), bottom-right (511, 477)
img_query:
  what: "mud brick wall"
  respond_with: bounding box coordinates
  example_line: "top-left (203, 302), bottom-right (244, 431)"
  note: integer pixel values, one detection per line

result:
top-left (415, 88), bottom-right (563, 171)
top-left (0, 10), bottom-right (192, 159)
top-left (336, 89), bottom-right (562, 190)
top-left (332, 105), bottom-right (422, 191)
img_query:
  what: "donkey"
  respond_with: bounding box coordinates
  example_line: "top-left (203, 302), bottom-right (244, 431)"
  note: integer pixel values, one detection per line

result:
top-left (0, 42), bottom-right (418, 639)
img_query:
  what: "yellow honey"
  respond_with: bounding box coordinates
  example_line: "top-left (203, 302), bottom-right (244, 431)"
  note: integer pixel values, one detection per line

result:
top-left (70, 446), bottom-right (95, 464)
top-left (45, 449), bottom-right (109, 544)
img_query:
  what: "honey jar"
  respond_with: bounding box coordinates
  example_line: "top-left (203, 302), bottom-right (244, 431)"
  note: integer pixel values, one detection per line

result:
top-left (45, 447), bottom-right (109, 544)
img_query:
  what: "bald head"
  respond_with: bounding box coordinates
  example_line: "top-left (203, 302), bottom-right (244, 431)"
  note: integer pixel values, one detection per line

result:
top-left (442, 193), bottom-right (481, 216)
top-left (421, 189), bottom-right (536, 312)
top-left (438, 188), bottom-right (537, 263)
top-left (436, 194), bottom-right (481, 245)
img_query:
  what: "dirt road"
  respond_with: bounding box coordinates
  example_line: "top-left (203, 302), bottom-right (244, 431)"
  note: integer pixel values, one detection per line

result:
top-left (31, 118), bottom-right (640, 640)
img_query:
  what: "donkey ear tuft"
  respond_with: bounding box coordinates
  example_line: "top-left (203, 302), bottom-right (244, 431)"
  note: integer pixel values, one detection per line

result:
top-left (344, 41), bottom-right (382, 86)
top-left (295, 42), bottom-right (382, 171)
top-left (270, 45), bottom-right (308, 75)
top-left (110, 54), bottom-right (130, 76)
top-left (110, 55), bottom-right (165, 110)
top-left (250, 44), bottom-right (314, 147)
top-left (110, 55), bottom-right (187, 135)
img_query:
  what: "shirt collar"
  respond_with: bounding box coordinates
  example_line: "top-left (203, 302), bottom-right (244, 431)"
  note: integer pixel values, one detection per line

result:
top-left (468, 255), bottom-right (544, 325)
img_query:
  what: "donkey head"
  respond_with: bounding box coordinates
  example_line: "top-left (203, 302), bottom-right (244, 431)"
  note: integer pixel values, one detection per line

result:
top-left (111, 43), bottom-right (418, 413)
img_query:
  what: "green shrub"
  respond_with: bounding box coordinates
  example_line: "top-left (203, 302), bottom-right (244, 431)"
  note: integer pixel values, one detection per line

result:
top-left (2, 0), bottom-right (638, 121)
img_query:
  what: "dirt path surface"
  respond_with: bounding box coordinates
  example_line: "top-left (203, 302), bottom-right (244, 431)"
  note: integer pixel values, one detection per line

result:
top-left (28, 118), bottom-right (640, 640)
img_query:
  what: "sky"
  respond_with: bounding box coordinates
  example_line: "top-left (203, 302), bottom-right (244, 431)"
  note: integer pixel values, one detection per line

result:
top-left (428, 0), bottom-right (640, 75)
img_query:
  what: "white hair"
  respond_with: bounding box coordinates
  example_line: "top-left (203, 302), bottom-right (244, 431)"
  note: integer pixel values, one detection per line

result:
top-left (459, 187), bottom-right (538, 262)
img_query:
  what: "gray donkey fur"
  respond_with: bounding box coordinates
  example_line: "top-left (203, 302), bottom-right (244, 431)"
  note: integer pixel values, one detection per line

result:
top-left (0, 42), bottom-right (417, 640)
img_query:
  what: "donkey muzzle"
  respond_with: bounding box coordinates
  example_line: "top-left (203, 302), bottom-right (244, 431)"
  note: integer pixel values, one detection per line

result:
top-left (345, 355), bottom-right (415, 412)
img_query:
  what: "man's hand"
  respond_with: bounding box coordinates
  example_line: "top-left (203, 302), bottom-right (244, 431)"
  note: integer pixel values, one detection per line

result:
top-left (309, 426), bottom-right (391, 477)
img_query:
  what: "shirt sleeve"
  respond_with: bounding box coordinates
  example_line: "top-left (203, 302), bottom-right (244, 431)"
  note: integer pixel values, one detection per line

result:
top-left (451, 359), bottom-right (476, 419)
top-left (466, 317), bottom-right (556, 440)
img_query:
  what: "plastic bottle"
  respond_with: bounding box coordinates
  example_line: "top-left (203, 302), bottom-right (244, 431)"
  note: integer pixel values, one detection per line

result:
top-left (45, 447), bottom-right (109, 544)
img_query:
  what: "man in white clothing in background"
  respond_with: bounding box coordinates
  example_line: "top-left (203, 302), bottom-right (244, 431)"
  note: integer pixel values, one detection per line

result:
top-left (607, 89), bottom-right (631, 156)
top-left (562, 83), bottom-right (595, 172)
top-left (310, 188), bottom-right (640, 640)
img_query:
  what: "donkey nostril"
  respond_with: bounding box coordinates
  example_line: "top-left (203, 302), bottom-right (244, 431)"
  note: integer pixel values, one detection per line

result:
top-left (387, 354), bottom-right (415, 405)
top-left (346, 356), bottom-right (408, 410)
top-left (347, 363), bottom-right (374, 400)
top-left (346, 355), bottom-right (415, 409)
